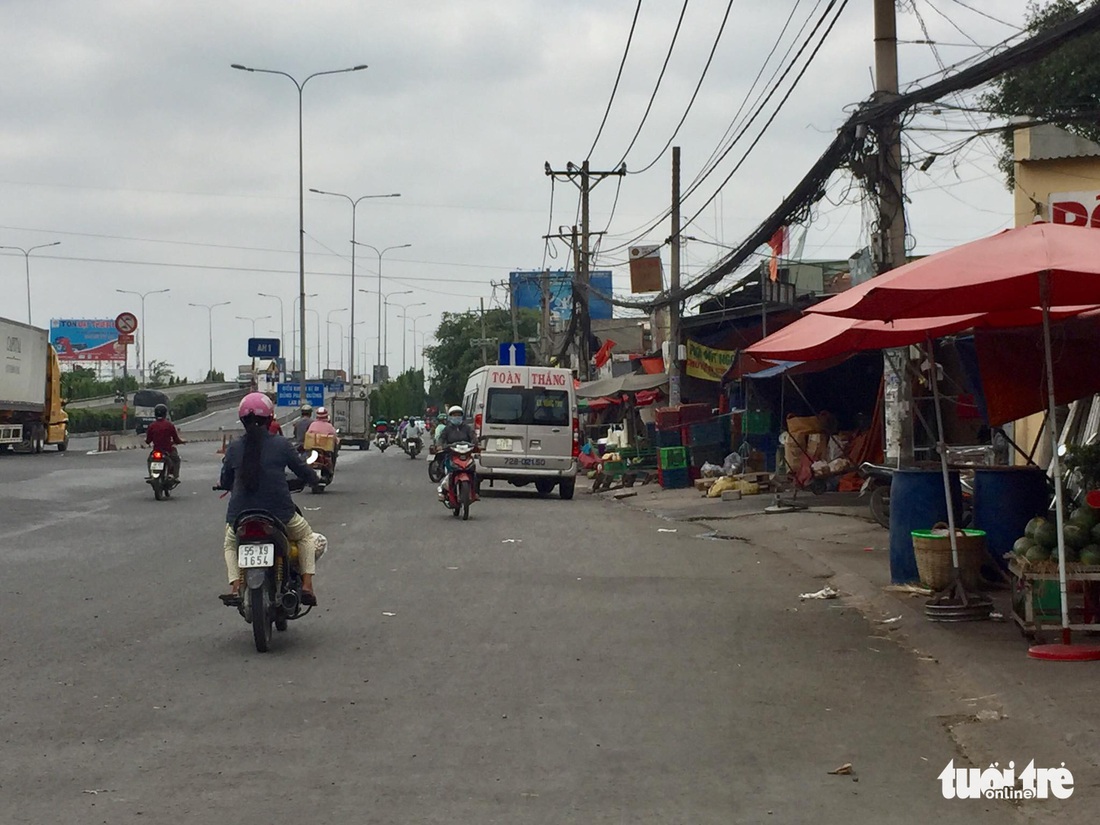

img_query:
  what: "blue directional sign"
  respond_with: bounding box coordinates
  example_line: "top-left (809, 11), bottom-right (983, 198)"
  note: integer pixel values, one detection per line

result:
top-left (499, 342), bottom-right (526, 367)
top-left (248, 337), bottom-right (281, 358)
top-left (276, 382), bottom-right (325, 408)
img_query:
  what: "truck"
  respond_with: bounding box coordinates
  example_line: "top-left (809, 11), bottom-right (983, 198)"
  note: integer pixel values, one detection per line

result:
top-left (236, 363), bottom-right (254, 388)
top-left (330, 392), bottom-right (371, 450)
top-left (1, 317), bottom-right (69, 453)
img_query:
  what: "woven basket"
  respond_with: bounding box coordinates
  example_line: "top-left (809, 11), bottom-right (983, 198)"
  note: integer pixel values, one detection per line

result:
top-left (911, 523), bottom-right (986, 590)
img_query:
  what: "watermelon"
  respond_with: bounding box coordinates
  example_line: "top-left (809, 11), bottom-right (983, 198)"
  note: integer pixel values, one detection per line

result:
top-left (1025, 516), bottom-right (1047, 539)
top-left (1091, 522), bottom-right (1100, 545)
top-left (1033, 519), bottom-right (1059, 549)
top-left (1064, 545), bottom-right (1081, 563)
top-left (1026, 544), bottom-right (1052, 562)
top-left (1012, 537), bottom-right (1034, 556)
top-left (1070, 506), bottom-right (1099, 533)
top-left (1064, 524), bottom-right (1090, 551)
top-left (1081, 546), bottom-right (1100, 566)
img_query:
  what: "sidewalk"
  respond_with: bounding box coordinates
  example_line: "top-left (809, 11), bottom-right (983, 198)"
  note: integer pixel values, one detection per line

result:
top-left (597, 481), bottom-right (1100, 815)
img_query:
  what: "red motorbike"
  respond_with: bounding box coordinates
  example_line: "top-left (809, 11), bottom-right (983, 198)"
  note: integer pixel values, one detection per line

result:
top-left (441, 442), bottom-right (477, 521)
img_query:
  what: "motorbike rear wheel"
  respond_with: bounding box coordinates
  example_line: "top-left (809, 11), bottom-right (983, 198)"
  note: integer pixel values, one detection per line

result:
top-left (152, 481), bottom-right (163, 501)
top-left (250, 585), bottom-right (272, 652)
top-left (428, 458), bottom-right (445, 483)
top-left (869, 486), bottom-right (890, 529)
top-left (459, 479), bottom-right (471, 521)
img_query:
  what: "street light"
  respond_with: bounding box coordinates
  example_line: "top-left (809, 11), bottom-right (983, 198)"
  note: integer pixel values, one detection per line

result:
top-left (358, 286), bottom-right (411, 382)
top-left (393, 301), bottom-right (426, 375)
top-left (310, 188), bottom-right (400, 388)
top-left (231, 60), bottom-right (368, 398)
top-left (188, 301), bottom-right (231, 379)
top-left (257, 292), bottom-right (285, 366)
top-left (235, 314), bottom-right (272, 339)
top-left (305, 308), bottom-right (321, 379)
top-left (325, 307), bottom-right (347, 371)
top-left (1, 241), bottom-right (60, 325)
top-left (290, 292), bottom-right (318, 378)
top-left (115, 287), bottom-right (170, 387)
top-left (352, 241), bottom-right (411, 378)
top-left (409, 313), bottom-right (431, 372)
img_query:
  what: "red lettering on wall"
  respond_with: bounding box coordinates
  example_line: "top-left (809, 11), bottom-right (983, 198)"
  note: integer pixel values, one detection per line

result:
top-left (1052, 201), bottom-right (1089, 227)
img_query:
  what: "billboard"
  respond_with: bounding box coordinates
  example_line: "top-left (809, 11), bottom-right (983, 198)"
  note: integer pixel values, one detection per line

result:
top-left (49, 319), bottom-right (126, 362)
top-left (509, 270), bottom-right (614, 320)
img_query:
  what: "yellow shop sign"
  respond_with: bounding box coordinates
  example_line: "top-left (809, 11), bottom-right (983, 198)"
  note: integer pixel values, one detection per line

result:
top-left (685, 339), bottom-right (736, 382)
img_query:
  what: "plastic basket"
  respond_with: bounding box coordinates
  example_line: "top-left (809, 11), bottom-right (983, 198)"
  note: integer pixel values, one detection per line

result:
top-left (658, 446), bottom-right (688, 469)
top-left (677, 403), bottom-right (711, 425)
top-left (658, 466), bottom-right (690, 489)
top-left (742, 410), bottom-right (771, 435)
top-left (911, 525), bottom-right (986, 590)
top-left (655, 429), bottom-right (682, 448)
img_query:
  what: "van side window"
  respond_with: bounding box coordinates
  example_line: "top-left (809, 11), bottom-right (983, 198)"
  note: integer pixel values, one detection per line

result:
top-left (530, 390), bottom-right (569, 426)
top-left (485, 388), bottom-right (569, 426)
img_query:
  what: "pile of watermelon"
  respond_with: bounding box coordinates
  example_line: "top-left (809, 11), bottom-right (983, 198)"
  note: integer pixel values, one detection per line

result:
top-left (1011, 505), bottom-right (1100, 565)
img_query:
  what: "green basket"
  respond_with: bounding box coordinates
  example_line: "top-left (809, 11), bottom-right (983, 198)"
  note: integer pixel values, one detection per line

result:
top-left (600, 460), bottom-right (628, 475)
top-left (742, 410), bottom-right (771, 435)
top-left (658, 446), bottom-right (688, 469)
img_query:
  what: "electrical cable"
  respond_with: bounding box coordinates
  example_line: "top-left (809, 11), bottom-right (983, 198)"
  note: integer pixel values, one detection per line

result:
top-left (586, 0), bottom-right (643, 161)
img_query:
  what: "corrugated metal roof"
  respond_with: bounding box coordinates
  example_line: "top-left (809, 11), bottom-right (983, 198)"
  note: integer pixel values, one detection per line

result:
top-left (1022, 123), bottom-right (1100, 161)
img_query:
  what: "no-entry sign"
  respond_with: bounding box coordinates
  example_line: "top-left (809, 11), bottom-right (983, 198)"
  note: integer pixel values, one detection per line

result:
top-left (115, 312), bottom-right (138, 334)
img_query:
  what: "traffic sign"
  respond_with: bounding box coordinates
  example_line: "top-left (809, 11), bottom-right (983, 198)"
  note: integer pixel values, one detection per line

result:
top-left (115, 312), bottom-right (138, 334)
top-left (276, 382), bottom-right (325, 408)
top-left (248, 337), bottom-right (281, 358)
top-left (117, 333), bottom-right (135, 345)
top-left (499, 342), bottom-right (526, 366)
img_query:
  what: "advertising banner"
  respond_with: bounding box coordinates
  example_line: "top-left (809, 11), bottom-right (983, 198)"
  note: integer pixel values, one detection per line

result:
top-left (685, 339), bottom-right (736, 382)
top-left (509, 270), bottom-right (614, 320)
top-left (1049, 190), bottom-right (1100, 228)
top-left (628, 245), bottom-right (664, 293)
top-left (49, 319), bottom-right (126, 362)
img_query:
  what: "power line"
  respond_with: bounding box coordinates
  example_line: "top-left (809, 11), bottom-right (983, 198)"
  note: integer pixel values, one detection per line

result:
top-left (586, 0), bottom-right (643, 160)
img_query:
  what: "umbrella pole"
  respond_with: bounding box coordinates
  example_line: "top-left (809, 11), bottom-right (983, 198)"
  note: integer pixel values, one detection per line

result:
top-left (1040, 299), bottom-right (1072, 645)
top-left (926, 341), bottom-right (960, 570)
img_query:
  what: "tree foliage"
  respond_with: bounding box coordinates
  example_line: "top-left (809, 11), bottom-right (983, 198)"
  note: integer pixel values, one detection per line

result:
top-left (424, 308), bottom-right (541, 405)
top-left (146, 359), bottom-right (181, 388)
top-left (981, 0), bottom-right (1100, 188)
top-left (369, 369), bottom-right (428, 421)
top-left (60, 366), bottom-right (137, 401)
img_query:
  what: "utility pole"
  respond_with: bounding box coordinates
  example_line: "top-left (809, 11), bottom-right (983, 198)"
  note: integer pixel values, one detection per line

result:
top-left (545, 160), bottom-right (626, 381)
top-left (668, 146), bottom-right (682, 406)
top-left (874, 0), bottom-right (914, 464)
top-left (479, 297), bottom-right (488, 365)
top-left (540, 269), bottom-right (551, 364)
top-left (509, 278), bottom-right (519, 344)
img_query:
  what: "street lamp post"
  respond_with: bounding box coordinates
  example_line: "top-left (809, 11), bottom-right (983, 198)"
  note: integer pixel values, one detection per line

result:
top-left (257, 292), bottom-right (285, 369)
top-left (409, 313), bottom-right (431, 372)
top-left (310, 189), bottom-right (400, 389)
top-left (232, 61), bottom-right (368, 399)
top-left (188, 301), bottom-right (231, 379)
top-left (393, 301), bottom-right (426, 374)
top-left (116, 287), bottom-right (170, 386)
top-left (325, 308), bottom-right (347, 371)
top-left (358, 286), bottom-right (411, 381)
top-left (1, 241), bottom-right (60, 325)
top-left (290, 292), bottom-right (318, 378)
top-left (352, 241), bottom-right (411, 380)
top-left (235, 314), bottom-right (272, 339)
top-left (305, 308), bottom-right (321, 379)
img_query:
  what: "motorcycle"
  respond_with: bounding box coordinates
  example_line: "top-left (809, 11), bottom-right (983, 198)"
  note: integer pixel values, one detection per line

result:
top-left (440, 442), bottom-right (477, 521)
top-left (858, 461), bottom-right (892, 528)
top-left (404, 433), bottom-right (422, 459)
top-left (146, 448), bottom-right (179, 501)
top-left (215, 477), bottom-right (321, 653)
top-left (301, 448), bottom-right (334, 492)
top-left (375, 432), bottom-right (390, 452)
top-left (427, 445), bottom-right (446, 483)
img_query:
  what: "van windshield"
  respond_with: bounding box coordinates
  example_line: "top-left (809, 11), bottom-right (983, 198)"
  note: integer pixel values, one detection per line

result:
top-left (486, 389), bottom-right (569, 427)
top-left (133, 390), bottom-right (169, 408)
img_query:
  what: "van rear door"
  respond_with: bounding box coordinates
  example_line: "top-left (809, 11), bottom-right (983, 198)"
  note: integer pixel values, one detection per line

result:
top-left (479, 386), bottom-right (528, 472)
top-left (525, 387), bottom-right (573, 470)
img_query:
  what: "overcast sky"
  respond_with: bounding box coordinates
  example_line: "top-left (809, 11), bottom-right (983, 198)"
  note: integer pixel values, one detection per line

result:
top-left (1, 0), bottom-right (1034, 381)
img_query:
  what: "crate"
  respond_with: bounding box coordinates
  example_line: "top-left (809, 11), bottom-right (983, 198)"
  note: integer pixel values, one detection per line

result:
top-left (600, 460), bottom-right (628, 476)
top-left (742, 410), bottom-right (771, 435)
top-left (655, 407), bottom-right (681, 430)
top-left (689, 443), bottom-right (727, 469)
top-left (685, 418), bottom-right (728, 447)
top-left (658, 446), bottom-right (688, 469)
top-left (655, 428), bottom-right (682, 448)
top-left (678, 403), bottom-right (711, 425)
top-left (658, 466), bottom-right (690, 489)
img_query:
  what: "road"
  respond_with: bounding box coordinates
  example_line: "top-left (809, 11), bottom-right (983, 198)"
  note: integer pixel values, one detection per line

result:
top-left (1, 444), bottom-right (1022, 823)
top-left (67, 383), bottom-right (241, 409)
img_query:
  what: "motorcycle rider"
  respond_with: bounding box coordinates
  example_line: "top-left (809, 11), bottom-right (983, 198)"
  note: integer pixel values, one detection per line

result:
top-left (144, 403), bottom-right (185, 479)
top-left (219, 393), bottom-right (322, 607)
top-left (292, 403), bottom-right (313, 446)
top-left (304, 406), bottom-right (340, 469)
top-left (437, 404), bottom-right (479, 501)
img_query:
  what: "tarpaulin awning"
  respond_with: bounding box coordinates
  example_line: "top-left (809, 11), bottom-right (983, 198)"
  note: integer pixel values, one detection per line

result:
top-left (576, 372), bottom-right (669, 398)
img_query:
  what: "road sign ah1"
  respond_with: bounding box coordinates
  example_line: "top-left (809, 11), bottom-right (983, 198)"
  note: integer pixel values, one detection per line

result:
top-left (499, 342), bottom-right (526, 366)
top-left (248, 337), bottom-right (281, 358)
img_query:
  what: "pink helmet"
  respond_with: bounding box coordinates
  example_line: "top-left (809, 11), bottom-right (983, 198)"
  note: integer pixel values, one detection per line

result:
top-left (238, 392), bottom-right (275, 421)
top-left (316, 407), bottom-right (329, 421)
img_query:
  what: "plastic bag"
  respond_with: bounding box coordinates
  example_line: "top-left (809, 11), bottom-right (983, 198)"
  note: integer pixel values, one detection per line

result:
top-left (722, 452), bottom-right (744, 476)
top-left (708, 476), bottom-right (739, 498)
top-left (700, 462), bottom-right (724, 478)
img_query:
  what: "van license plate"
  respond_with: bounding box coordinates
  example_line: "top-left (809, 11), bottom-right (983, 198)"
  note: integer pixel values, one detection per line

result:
top-left (238, 543), bottom-right (275, 568)
top-left (495, 438), bottom-right (512, 451)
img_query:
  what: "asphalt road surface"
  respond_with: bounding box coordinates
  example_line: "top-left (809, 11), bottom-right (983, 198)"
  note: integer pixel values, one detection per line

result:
top-left (1, 443), bottom-right (1019, 823)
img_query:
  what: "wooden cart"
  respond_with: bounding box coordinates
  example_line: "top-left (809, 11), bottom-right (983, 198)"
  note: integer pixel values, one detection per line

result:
top-left (1008, 557), bottom-right (1100, 641)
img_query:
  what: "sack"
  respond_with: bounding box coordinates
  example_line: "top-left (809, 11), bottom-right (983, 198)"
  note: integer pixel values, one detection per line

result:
top-left (786, 413), bottom-right (822, 436)
top-left (708, 476), bottom-right (739, 498)
top-left (722, 452), bottom-right (744, 475)
top-left (700, 462), bottom-right (724, 478)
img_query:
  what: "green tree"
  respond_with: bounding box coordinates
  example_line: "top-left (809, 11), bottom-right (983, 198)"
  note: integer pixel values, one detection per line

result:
top-left (59, 366), bottom-right (137, 401)
top-left (205, 369), bottom-right (225, 383)
top-left (424, 308), bottom-right (541, 404)
top-left (147, 360), bottom-right (175, 388)
top-left (369, 369), bottom-right (427, 420)
top-left (981, 0), bottom-right (1100, 188)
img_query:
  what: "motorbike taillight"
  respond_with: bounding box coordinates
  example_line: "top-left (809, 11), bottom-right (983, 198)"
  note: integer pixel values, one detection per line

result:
top-left (152, 451), bottom-right (163, 460)
top-left (238, 519), bottom-right (271, 540)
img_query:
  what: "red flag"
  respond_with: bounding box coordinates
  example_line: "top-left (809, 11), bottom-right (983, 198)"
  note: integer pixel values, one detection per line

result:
top-left (593, 339), bottom-right (616, 369)
top-left (767, 226), bottom-right (788, 282)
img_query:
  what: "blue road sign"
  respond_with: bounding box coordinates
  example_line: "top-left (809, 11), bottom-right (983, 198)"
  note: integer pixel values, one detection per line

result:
top-left (249, 337), bottom-right (281, 358)
top-left (276, 382), bottom-right (325, 407)
top-left (499, 342), bottom-right (526, 366)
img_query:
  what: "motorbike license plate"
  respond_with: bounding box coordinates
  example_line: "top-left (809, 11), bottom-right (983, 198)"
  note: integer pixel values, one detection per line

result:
top-left (149, 462), bottom-right (165, 473)
top-left (495, 438), bottom-right (512, 451)
top-left (238, 543), bottom-right (275, 568)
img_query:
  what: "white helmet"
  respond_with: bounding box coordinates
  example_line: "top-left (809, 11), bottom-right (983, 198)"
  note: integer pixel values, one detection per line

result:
top-left (448, 405), bottom-right (463, 416)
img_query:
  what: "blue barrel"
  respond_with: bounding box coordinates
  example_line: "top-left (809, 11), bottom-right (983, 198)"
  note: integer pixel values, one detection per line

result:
top-left (889, 469), bottom-right (962, 584)
top-left (972, 467), bottom-right (1050, 572)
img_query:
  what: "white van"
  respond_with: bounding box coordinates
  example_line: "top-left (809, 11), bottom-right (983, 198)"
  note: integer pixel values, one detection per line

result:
top-left (461, 365), bottom-right (579, 499)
